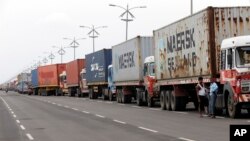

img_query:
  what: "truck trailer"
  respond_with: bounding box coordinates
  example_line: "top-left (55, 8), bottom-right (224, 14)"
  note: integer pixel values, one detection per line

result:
top-left (152, 7), bottom-right (250, 118)
top-left (37, 64), bottom-right (66, 96)
top-left (111, 36), bottom-right (156, 106)
top-left (66, 59), bottom-right (86, 97)
top-left (85, 49), bottom-right (112, 99)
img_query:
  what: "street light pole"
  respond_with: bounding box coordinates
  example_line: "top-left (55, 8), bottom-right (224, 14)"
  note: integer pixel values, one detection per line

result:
top-left (63, 37), bottom-right (84, 60)
top-left (191, 0), bottom-right (193, 15)
top-left (52, 45), bottom-right (66, 64)
top-left (79, 25), bottom-right (107, 52)
top-left (109, 4), bottom-right (146, 41)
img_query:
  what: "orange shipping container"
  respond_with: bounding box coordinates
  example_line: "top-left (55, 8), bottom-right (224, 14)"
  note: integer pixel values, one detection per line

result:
top-left (66, 59), bottom-right (85, 87)
top-left (38, 64), bottom-right (66, 87)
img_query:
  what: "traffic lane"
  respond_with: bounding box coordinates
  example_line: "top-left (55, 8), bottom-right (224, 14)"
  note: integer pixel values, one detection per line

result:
top-left (0, 93), bottom-right (28, 141)
top-left (28, 95), bottom-right (250, 141)
top-left (3, 92), bottom-right (179, 141)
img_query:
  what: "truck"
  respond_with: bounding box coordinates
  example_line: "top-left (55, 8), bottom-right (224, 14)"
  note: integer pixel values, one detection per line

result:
top-left (79, 68), bottom-right (89, 97)
top-left (17, 73), bottom-right (31, 94)
top-left (66, 59), bottom-right (86, 97)
top-left (151, 7), bottom-right (250, 118)
top-left (112, 36), bottom-right (156, 106)
top-left (37, 64), bottom-right (66, 96)
top-left (85, 49), bottom-right (112, 99)
top-left (31, 69), bottom-right (39, 95)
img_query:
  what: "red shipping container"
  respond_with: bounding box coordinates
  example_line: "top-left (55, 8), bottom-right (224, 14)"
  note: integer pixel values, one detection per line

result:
top-left (66, 59), bottom-right (85, 87)
top-left (38, 64), bottom-right (66, 87)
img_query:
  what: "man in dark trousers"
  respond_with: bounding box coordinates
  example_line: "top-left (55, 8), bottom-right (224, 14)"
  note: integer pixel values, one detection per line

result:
top-left (196, 76), bottom-right (208, 117)
top-left (209, 78), bottom-right (218, 118)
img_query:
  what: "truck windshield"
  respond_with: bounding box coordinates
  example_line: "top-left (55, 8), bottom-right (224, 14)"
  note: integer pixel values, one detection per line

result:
top-left (235, 47), bottom-right (250, 68)
top-left (149, 63), bottom-right (155, 76)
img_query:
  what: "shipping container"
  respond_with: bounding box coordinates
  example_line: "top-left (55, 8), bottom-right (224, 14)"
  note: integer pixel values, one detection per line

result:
top-left (38, 64), bottom-right (66, 87)
top-left (152, 7), bottom-right (250, 117)
top-left (66, 59), bottom-right (86, 97)
top-left (66, 59), bottom-right (85, 87)
top-left (112, 36), bottom-right (154, 82)
top-left (85, 49), bottom-right (112, 99)
top-left (31, 69), bottom-right (38, 88)
top-left (86, 49), bottom-right (112, 84)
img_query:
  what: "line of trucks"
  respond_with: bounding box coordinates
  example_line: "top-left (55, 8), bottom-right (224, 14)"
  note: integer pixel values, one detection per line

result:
top-left (3, 7), bottom-right (250, 118)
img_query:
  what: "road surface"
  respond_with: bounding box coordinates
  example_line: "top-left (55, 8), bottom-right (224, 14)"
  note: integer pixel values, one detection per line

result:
top-left (0, 91), bottom-right (249, 141)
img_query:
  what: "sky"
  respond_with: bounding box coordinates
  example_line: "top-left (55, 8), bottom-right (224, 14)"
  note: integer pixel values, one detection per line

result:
top-left (0, 0), bottom-right (250, 84)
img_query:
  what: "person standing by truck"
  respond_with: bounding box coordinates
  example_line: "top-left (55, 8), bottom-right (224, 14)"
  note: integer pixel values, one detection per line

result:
top-left (196, 76), bottom-right (208, 117)
top-left (209, 78), bottom-right (218, 118)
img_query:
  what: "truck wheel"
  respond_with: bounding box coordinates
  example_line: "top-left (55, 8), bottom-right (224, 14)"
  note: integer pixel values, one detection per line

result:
top-left (116, 89), bottom-right (121, 103)
top-left (89, 89), bottom-right (93, 99)
top-left (247, 109), bottom-right (250, 115)
top-left (77, 88), bottom-right (81, 97)
top-left (227, 94), bottom-right (240, 118)
top-left (147, 93), bottom-right (154, 107)
top-left (171, 91), bottom-right (177, 111)
top-left (136, 91), bottom-right (143, 106)
top-left (108, 90), bottom-right (113, 101)
top-left (160, 91), bottom-right (166, 110)
top-left (165, 91), bottom-right (171, 110)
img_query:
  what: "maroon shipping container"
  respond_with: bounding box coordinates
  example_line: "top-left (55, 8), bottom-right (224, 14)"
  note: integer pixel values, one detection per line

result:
top-left (66, 59), bottom-right (85, 87)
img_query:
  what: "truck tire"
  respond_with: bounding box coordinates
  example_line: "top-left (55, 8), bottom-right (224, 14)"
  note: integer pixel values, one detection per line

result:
top-left (108, 90), bottom-right (113, 101)
top-left (89, 89), bottom-right (93, 99)
top-left (77, 88), bottom-right (82, 97)
top-left (160, 91), bottom-right (166, 110)
top-left (165, 91), bottom-right (171, 110)
top-left (136, 91), bottom-right (143, 106)
top-left (116, 89), bottom-right (121, 103)
top-left (147, 93), bottom-right (154, 107)
top-left (247, 109), bottom-right (250, 115)
top-left (227, 94), bottom-right (240, 118)
top-left (170, 91), bottom-right (178, 111)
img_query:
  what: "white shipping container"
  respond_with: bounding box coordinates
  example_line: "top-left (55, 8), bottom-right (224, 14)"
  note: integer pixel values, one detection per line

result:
top-left (112, 36), bottom-right (154, 82)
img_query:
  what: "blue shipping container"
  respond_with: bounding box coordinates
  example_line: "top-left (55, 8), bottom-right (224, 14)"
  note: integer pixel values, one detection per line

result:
top-left (31, 69), bottom-right (38, 88)
top-left (86, 49), bottom-right (112, 83)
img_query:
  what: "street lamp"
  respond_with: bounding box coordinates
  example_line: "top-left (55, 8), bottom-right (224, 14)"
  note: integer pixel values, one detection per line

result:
top-left (52, 45), bottom-right (66, 63)
top-left (79, 25), bottom-right (107, 52)
top-left (63, 37), bottom-right (85, 60)
top-left (191, 0), bottom-right (193, 15)
top-left (109, 4), bottom-right (146, 41)
top-left (44, 51), bottom-right (55, 64)
top-left (43, 58), bottom-right (48, 65)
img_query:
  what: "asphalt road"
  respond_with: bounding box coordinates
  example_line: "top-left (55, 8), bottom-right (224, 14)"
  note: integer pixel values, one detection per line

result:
top-left (0, 91), bottom-right (249, 141)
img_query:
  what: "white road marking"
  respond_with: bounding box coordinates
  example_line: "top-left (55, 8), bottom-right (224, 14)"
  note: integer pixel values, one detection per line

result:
top-left (11, 111), bottom-right (14, 114)
top-left (97, 100), bottom-right (103, 103)
top-left (20, 125), bottom-right (26, 130)
top-left (82, 111), bottom-right (90, 114)
top-left (247, 120), bottom-right (250, 123)
top-left (95, 114), bottom-right (105, 118)
top-left (26, 133), bottom-right (34, 140)
top-left (113, 120), bottom-right (126, 124)
top-left (138, 127), bottom-right (158, 133)
top-left (175, 112), bottom-right (188, 114)
top-left (57, 104), bottom-right (62, 106)
top-left (132, 106), bottom-right (142, 109)
top-left (13, 115), bottom-right (17, 118)
top-left (149, 108), bottom-right (160, 111)
top-left (16, 120), bottom-right (20, 124)
top-left (89, 100), bottom-right (94, 102)
top-left (178, 137), bottom-right (196, 141)
top-left (64, 105), bottom-right (69, 108)
top-left (106, 102), bottom-right (113, 104)
top-left (52, 102), bottom-right (56, 105)
top-left (72, 108), bottom-right (79, 111)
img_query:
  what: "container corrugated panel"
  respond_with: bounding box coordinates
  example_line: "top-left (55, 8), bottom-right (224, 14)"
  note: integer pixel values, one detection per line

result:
top-left (86, 49), bottom-right (112, 84)
top-left (154, 7), bottom-right (250, 80)
top-left (38, 64), bottom-right (66, 87)
top-left (112, 36), bottom-right (153, 82)
top-left (66, 59), bottom-right (85, 87)
top-left (31, 69), bottom-right (38, 88)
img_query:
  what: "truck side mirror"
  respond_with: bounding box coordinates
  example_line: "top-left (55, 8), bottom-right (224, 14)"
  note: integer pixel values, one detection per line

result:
top-left (227, 54), bottom-right (232, 67)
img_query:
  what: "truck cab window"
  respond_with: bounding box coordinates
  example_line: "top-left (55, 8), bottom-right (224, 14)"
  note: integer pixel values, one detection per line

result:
top-left (221, 50), bottom-right (226, 70)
